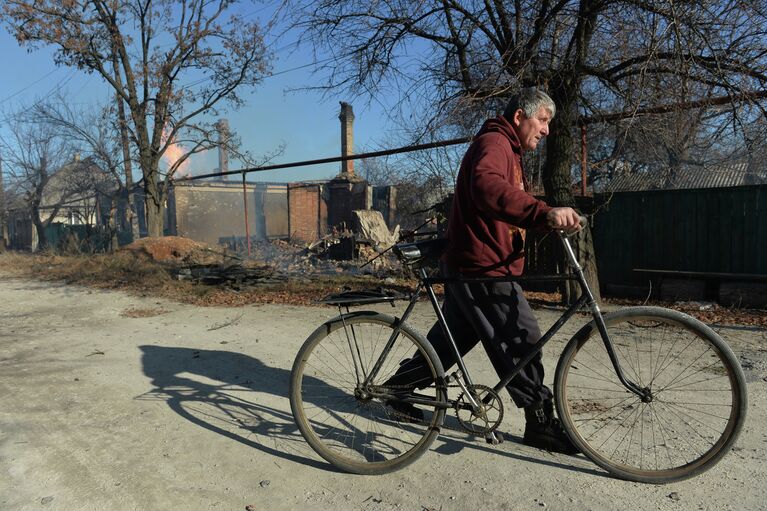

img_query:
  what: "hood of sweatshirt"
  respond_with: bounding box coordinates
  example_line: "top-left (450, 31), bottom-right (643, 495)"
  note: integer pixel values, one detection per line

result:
top-left (475, 115), bottom-right (522, 155)
top-left (475, 115), bottom-right (531, 190)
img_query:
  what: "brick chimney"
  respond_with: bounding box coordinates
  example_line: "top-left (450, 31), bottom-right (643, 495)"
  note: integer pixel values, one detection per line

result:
top-left (339, 102), bottom-right (354, 176)
top-left (217, 118), bottom-right (230, 180)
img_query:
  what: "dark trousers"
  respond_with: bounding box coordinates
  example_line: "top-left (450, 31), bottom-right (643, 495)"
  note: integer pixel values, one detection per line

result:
top-left (387, 275), bottom-right (552, 408)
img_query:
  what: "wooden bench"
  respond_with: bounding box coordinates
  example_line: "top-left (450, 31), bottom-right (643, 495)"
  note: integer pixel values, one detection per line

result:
top-left (633, 269), bottom-right (767, 307)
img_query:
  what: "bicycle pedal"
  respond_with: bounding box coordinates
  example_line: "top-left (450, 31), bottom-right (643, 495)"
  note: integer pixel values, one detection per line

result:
top-left (485, 431), bottom-right (504, 445)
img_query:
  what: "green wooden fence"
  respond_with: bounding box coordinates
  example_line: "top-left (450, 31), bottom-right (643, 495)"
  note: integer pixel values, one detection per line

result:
top-left (592, 184), bottom-right (767, 287)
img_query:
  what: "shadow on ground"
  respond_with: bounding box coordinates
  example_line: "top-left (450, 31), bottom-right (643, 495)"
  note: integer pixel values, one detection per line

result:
top-left (138, 345), bottom-right (604, 478)
top-left (138, 344), bottom-right (331, 470)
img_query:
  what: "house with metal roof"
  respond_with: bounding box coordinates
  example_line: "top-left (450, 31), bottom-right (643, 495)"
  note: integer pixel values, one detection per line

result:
top-left (5, 156), bottom-right (119, 251)
top-left (602, 162), bottom-right (767, 192)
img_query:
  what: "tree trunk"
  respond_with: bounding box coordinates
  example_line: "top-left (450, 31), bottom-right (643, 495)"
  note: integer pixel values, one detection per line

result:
top-left (145, 203), bottom-right (163, 237)
top-left (31, 209), bottom-right (48, 251)
top-left (109, 195), bottom-right (119, 251)
top-left (543, 86), bottom-right (601, 304)
top-left (115, 92), bottom-right (140, 242)
top-left (144, 181), bottom-right (164, 238)
top-left (141, 156), bottom-right (165, 237)
top-left (0, 161), bottom-right (6, 251)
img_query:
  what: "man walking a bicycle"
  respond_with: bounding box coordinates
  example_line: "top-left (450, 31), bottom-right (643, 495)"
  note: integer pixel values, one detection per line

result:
top-left (390, 88), bottom-right (582, 454)
top-left (291, 87), bottom-right (745, 477)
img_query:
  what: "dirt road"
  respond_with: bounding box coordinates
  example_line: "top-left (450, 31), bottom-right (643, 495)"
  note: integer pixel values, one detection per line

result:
top-left (1, 277), bottom-right (765, 510)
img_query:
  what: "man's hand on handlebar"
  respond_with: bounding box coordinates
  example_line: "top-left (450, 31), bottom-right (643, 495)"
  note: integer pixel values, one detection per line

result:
top-left (546, 207), bottom-right (582, 232)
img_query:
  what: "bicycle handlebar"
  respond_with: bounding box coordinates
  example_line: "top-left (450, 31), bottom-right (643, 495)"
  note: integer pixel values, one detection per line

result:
top-left (557, 215), bottom-right (589, 239)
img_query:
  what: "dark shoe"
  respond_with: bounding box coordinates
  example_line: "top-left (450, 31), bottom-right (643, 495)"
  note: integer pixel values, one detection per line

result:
top-left (381, 357), bottom-right (426, 423)
top-left (385, 396), bottom-right (425, 423)
top-left (523, 400), bottom-right (579, 455)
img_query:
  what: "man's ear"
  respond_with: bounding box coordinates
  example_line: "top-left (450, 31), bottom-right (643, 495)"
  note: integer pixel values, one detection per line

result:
top-left (512, 109), bottom-right (526, 127)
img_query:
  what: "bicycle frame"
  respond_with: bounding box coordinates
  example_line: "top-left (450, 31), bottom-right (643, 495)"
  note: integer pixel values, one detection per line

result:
top-left (362, 232), bottom-right (649, 409)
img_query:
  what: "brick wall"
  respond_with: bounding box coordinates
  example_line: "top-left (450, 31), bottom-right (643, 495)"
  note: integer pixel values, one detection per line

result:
top-left (288, 183), bottom-right (322, 241)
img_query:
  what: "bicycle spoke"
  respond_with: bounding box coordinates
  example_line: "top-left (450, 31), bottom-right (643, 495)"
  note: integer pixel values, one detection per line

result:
top-left (558, 309), bottom-right (745, 482)
top-left (291, 315), bottom-right (445, 472)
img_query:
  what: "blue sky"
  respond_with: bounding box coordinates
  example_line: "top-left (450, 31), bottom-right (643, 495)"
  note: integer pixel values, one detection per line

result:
top-left (0, 3), bottom-right (397, 183)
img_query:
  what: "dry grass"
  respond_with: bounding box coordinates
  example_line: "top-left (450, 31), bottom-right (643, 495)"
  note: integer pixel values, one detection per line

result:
top-left (604, 296), bottom-right (767, 328)
top-left (3, 251), bottom-right (762, 327)
top-left (0, 251), bottom-right (414, 307)
top-left (1, 250), bottom-right (173, 290)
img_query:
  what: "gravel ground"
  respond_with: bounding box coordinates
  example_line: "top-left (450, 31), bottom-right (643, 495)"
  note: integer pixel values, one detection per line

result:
top-left (1, 276), bottom-right (765, 511)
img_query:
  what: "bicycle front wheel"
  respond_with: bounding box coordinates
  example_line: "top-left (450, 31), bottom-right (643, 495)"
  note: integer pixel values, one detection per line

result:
top-left (290, 311), bottom-right (446, 475)
top-left (555, 306), bottom-right (747, 483)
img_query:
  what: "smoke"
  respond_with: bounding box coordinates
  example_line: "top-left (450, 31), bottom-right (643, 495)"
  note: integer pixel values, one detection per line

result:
top-left (161, 126), bottom-right (191, 178)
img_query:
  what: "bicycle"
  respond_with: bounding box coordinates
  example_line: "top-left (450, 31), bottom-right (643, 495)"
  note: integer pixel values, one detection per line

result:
top-left (289, 228), bottom-right (747, 484)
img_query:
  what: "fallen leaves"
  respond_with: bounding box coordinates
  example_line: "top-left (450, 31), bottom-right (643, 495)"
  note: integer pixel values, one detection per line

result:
top-left (120, 307), bottom-right (169, 318)
top-left (605, 297), bottom-right (767, 328)
top-left (1, 248), bottom-right (764, 327)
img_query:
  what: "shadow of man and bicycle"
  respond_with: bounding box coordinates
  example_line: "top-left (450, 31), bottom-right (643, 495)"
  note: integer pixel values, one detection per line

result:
top-left (138, 344), bottom-right (603, 478)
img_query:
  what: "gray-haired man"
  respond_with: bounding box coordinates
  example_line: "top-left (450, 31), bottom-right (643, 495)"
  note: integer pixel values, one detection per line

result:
top-left (389, 89), bottom-right (580, 454)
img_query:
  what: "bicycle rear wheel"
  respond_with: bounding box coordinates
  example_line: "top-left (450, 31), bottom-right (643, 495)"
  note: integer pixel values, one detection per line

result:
top-left (290, 311), bottom-right (446, 474)
top-left (555, 306), bottom-right (746, 483)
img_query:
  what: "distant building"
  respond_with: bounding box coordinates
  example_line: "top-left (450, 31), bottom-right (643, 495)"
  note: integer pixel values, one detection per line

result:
top-left (6, 156), bottom-right (118, 251)
top-left (602, 162), bottom-right (767, 192)
top-left (154, 178), bottom-right (396, 250)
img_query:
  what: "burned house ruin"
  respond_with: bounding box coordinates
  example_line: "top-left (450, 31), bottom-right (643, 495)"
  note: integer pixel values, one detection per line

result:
top-left (157, 103), bottom-right (397, 255)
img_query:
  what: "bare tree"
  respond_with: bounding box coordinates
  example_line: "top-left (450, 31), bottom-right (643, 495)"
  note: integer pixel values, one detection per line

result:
top-left (28, 97), bottom-right (132, 247)
top-left (287, 0), bottom-right (767, 301)
top-left (358, 122), bottom-right (466, 229)
top-left (0, 114), bottom-right (77, 250)
top-left (0, 156), bottom-right (9, 250)
top-left (2, 0), bottom-right (272, 237)
top-left (584, 73), bottom-right (767, 191)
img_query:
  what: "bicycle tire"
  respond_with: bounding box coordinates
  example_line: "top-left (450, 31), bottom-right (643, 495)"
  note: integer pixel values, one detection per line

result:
top-left (554, 306), bottom-right (747, 484)
top-left (289, 311), bottom-right (447, 474)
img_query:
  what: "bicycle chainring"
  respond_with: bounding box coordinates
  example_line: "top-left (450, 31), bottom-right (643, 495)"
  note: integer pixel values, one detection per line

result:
top-left (454, 384), bottom-right (504, 435)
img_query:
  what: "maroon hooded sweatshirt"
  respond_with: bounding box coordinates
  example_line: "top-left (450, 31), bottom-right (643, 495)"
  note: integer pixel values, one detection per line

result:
top-left (444, 115), bottom-right (552, 276)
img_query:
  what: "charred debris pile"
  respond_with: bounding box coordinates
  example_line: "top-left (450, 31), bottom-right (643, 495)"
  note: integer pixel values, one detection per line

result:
top-left (122, 211), bottom-right (418, 290)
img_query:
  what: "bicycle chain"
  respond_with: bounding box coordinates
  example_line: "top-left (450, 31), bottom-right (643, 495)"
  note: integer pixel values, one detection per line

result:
top-left (370, 382), bottom-right (502, 435)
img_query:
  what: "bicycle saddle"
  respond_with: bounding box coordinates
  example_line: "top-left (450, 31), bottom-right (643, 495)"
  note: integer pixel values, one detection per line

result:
top-left (393, 238), bottom-right (449, 265)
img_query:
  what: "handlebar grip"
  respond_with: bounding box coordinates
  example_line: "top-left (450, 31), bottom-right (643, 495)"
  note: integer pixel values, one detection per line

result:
top-left (557, 215), bottom-right (588, 238)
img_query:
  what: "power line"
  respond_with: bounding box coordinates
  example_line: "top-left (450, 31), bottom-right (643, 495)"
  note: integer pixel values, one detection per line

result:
top-left (0, 67), bottom-right (63, 104)
top-left (177, 50), bottom-right (334, 92)
top-left (580, 91), bottom-right (767, 125)
top-left (182, 136), bottom-right (473, 181)
top-left (240, 0), bottom-right (280, 20)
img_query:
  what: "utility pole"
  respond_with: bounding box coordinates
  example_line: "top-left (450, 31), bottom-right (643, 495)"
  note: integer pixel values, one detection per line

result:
top-left (0, 155), bottom-right (8, 250)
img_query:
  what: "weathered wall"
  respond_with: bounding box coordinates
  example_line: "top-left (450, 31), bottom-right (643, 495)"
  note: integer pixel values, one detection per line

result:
top-left (327, 179), bottom-right (371, 230)
top-left (256, 183), bottom-right (289, 239)
top-left (129, 177), bottom-right (390, 250)
top-left (169, 181), bottom-right (288, 246)
top-left (288, 183), bottom-right (325, 241)
top-left (372, 185), bottom-right (397, 228)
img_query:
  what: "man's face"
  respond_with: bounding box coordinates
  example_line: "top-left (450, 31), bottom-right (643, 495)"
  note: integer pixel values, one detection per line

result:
top-left (512, 106), bottom-right (552, 150)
